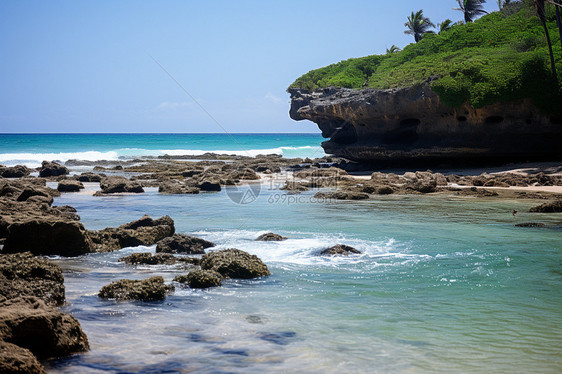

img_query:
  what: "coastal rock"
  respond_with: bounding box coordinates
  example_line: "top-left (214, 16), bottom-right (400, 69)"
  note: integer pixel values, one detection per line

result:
top-left (0, 340), bottom-right (46, 374)
top-left (96, 176), bottom-right (144, 195)
top-left (77, 172), bottom-right (104, 182)
top-left (198, 180), bottom-right (221, 192)
top-left (514, 222), bottom-right (547, 227)
top-left (38, 161), bottom-right (68, 178)
top-left (155, 234), bottom-right (215, 254)
top-left (314, 191), bottom-right (370, 200)
top-left (174, 269), bottom-right (223, 289)
top-left (200, 249), bottom-right (270, 279)
top-left (3, 219), bottom-right (93, 257)
top-left (57, 180), bottom-right (84, 192)
top-left (158, 181), bottom-right (200, 194)
top-left (0, 296), bottom-right (89, 360)
top-left (88, 215), bottom-right (175, 252)
top-left (0, 253), bottom-right (65, 306)
top-left (0, 165), bottom-right (31, 179)
top-left (255, 232), bottom-right (287, 241)
top-left (118, 252), bottom-right (199, 266)
top-left (280, 181), bottom-right (309, 193)
top-left (529, 200), bottom-right (562, 213)
top-left (228, 168), bottom-right (260, 180)
top-left (289, 83), bottom-right (562, 165)
top-left (16, 187), bottom-right (56, 204)
top-left (320, 244), bottom-right (361, 256)
top-left (98, 276), bottom-right (174, 301)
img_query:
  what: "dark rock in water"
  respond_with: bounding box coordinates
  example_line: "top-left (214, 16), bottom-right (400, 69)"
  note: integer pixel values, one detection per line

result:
top-left (77, 172), bottom-right (104, 182)
top-left (228, 168), bottom-right (260, 180)
top-left (200, 249), bottom-right (270, 279)
top-left (16, 187), bottom-right (54, 203)
top-left (88, 215), bottom-right (175, 252)
top-left (320, 244), bottom-right (361, 256)
top-left (377, 186), bottom-right (394, 195)
top-left (156, 234), bottom-right (214, 254)
top-left (3, 219), bottom-right (93, 257)
top-left (529, 200), bottom-right (562, 213)
top-left (118, 252), bottom-right (199, 266)
top-left (314, 191), bottom-right (370, 200)
top-left (158, 181), bottom-right (200, 194)
top-left (98, 276), bottom-right (174, 301)
top-left (95, 176), bottom-right (144, 195)
top-left (280, 181), bottom-right (309, 193)
top-left (175, 269), bottom-right (223, 288)
top-left (38, 161), bottom-right (68, 178)
top-left (0, 252), bottom-right (65, 306)
top-left (0, 165), bottom-right (31, 179)
top-left (0, 340), bottom-right (46, 374)
top-left (515, 222), bottom-right (547, 228)
top-left (57, 180), bottom-right (84, 192)
top-left (198, 181), bottom-right (221, 192)
top-left (289, 83), bottom-right (562, 166)
top-left (0, 296), bottom-right (89, 360)
top-left (119, 252), bottom-right (178, 265)
top-left (255, 232), bottom-right (287, 241)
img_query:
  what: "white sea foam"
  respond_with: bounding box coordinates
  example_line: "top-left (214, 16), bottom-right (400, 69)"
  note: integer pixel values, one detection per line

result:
top-left (0, 146), bottom-right (323, 167)
top-left (189, 229), bottom-right (421, 268)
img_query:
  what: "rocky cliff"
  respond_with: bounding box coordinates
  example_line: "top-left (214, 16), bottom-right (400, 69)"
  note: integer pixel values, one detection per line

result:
top-left (289, 82), bottom-right (562, 166)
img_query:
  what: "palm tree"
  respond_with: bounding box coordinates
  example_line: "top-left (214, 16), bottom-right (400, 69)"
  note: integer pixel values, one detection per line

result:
top-left (454, 0), bottom-right (489, 23)
top-left (404, 10), bottom-right (436, 42)
top-left (496, 0), bottom-right (511, 10)
top-left (438, 19), bottom-right (454, 33)
top-left (386, 45), bottom-right (401, 54)
top-left (534, 0), bottom-right (558, 83)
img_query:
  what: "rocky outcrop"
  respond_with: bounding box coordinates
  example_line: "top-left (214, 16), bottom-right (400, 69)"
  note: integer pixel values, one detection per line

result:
top-left (314, 191), bottom-right (370, 200)
top-left (57, 180), bottom-right (84, 192)
top-left (289, 83), bottom-right (562, 165)
top-left (38, 161), bottom-right (68, 178)
top-left (255, 232), bottom-right (287, 241)
top-left (0, 340), bottom-right (46, 374)
top-left (95, 176), bottom-right (144, 195)
top-left (118, 252), bottom-right (199, 266)
top-left (0, 165), bottom-right (31, 179)
top-left (155, 234), bottom-right (214, 254)
top-left (174, 269), bottom-right (223, 289)
top-left (0, 253), bottom-right (65, 306)
top-left (320, 244), bottom-right (361, 256)
top-left (0, 296), bottom-right (89, 360)
top-left (200, 249), bottom-right (270, 279)
top-left (98, 276), bottom-right (174, 301)
top-left (529, 200), bottom-right (562, 213)
top-left (158, 180), bottom-right (200, 194)
top-left (3, 220), bottom-right (93, 257)
top-left (88, 215), bottom-right (175, 252)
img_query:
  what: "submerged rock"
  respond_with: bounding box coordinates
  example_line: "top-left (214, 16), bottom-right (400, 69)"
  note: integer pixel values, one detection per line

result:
top-left (155, 234), bottom-right (214, 254)
top-left (174, 269), bottom-right (223, 289)
top-left (0, 252), bottom-right (65, 306)
top-left (314, 191), bottom-right (370, 200)
top-left (514, 222), bottom-right (547, 228)
top-left (529, 200), bottom-right (562, 213)
top-left (38, 161), bottom-right (68, 178)
top-left (320, 244), bottom-right (361, 256)
top-left (98, 276), bottom-right (174, 301)
top-left (255, 232), bottom-right (287, 241)
top-left (200, 249), bottom-right (270, 279)
top-left (0, 296), bottom-right (89, 360)
top-left (88, 215), bottom-right (175, 252)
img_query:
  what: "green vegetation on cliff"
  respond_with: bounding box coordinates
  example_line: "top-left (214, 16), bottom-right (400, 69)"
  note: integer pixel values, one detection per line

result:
top-left (289, 4), bottom-right (562, 114)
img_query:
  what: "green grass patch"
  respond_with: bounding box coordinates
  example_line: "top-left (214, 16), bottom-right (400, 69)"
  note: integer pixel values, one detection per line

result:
top-left (289, 5), bottom-right (562, 114)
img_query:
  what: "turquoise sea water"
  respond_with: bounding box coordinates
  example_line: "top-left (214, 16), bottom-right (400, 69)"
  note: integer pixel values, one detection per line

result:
top-left (2, 133), bottom-right (561, 372)
top-left (0, 133), bottom-right (325, 167)
top-left (45, 183), bottom-right (562, 373)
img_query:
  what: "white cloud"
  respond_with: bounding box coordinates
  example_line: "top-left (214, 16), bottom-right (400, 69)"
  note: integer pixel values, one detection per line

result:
top-left (264, 92), bottom-right (283, 104)
top-left (156, 101), bottom-right (192, 110)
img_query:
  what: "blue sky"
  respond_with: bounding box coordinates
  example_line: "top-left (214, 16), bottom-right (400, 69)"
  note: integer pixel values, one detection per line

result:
top-left (0, 0), bottom-right (499, 133)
